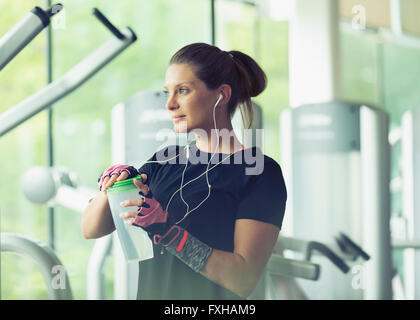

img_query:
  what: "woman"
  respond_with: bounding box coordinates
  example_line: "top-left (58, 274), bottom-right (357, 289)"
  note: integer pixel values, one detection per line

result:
top-left (81, 43), bottom-right (287, 300)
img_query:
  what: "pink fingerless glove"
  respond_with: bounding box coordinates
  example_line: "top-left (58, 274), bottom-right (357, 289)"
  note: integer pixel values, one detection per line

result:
top-left (97, 164), bottom-right (139, 191)
top-left (132, 193), bottom-right (172, 239)
top-left (133, 195), bottom-right (169, 229)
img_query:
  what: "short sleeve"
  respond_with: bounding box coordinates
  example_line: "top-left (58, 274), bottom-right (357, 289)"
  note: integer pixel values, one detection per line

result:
top-left (137, 153), bottom-right (158, 186)
top-left (235, 159), bottom-right (287, 229)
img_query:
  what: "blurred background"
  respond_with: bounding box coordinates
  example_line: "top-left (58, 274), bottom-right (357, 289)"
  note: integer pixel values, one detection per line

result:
top-left (0, 0), bottom-right (419, 300)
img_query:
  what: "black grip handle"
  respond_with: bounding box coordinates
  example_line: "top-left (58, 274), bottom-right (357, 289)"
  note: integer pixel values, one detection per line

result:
top-left (336, 235), bottom-right (358, 261)
top-left (92, 8), bottom-right (125, 39)
top-left (338, 232), bottom-right (370, 261)
top-left (305, 241), bottom-right (350, 274)
top-left (46, 3), bottom-right (63, 17)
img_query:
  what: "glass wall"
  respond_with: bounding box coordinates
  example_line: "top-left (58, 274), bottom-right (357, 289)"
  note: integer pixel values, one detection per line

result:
top-left (340, 26), bottom-right (380, 106)
top-left (6, 0), bottom-right (419, 300)
top-left (0, 0), bottom-right (289, 300)
top-left (0, 0), bottom-right (49, 299)
top-left (217, 1), bottom-right (289, 162)
top-left (52, 0), bottom-right (211, 300)
top-left (340, 22), bottom-right (420, 293)
top-left (1, 0), bottom-right (210, 299)
top-left (381, 42), bottom-right (420, 123)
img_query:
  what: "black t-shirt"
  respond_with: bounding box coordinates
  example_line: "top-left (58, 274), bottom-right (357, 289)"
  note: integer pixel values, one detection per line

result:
top-left (136, 141), bottom-right (287, 300)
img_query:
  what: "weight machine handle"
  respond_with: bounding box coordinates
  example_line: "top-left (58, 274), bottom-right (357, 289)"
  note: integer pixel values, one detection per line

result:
top-left (92, 8), bottom-right (126, 40)
top-left (336, 232), bottom-right (370, 261)
top-left (275, 235), bottom-right (350, 274)
top-left (305, 241), bottom-right (350, 274)
top-left (46, 3), bottom-right (64, 18)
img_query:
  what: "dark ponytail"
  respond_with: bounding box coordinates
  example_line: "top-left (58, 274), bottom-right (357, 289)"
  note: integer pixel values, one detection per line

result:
top-left (169, 43), bottom-right (266, 129)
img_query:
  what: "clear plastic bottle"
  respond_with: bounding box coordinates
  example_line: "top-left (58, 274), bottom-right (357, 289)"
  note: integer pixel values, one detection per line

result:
top-left (106, 175), bottom-right (154, 262)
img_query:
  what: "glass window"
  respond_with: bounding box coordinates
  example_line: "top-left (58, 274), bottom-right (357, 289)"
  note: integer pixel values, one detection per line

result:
top-left (1, 0), bottom-right (210, 299)
top-left (340, 26), bottom-right (380, 106)
top-left (339, 0), bottom-right (391, 29)
top-left (381, 41), bottom-right (420, 123)
top-left (217, 0), bottom-right (289, 163)
top-left (340, 20), bottom-right (420, 295)
top-left (52, 0), bottom-right (210, 299)
top-left (381, 42), bottom-right (420, 282)
top-left (401, 0), bottom-right (420, 37)
top-left (0, 0), bottom-right (48, 300)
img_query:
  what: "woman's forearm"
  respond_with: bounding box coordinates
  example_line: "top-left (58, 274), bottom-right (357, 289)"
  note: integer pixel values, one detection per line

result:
top-left (199, 249), bottom-right (261, 298)
top-left (199, 220), bottom-right (279, 298)
top-left (81, 191), bottom-right (115, 239)
top-left (159, 220), bottom-right (276, 298)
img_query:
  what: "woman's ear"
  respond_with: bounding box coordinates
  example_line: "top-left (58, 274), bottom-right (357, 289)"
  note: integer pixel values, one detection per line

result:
top-left (218, 84), bottom-right (232, 106)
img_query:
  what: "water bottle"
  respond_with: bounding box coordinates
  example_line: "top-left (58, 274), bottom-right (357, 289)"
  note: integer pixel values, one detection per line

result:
top-left (106, 175), bottom-right (154, 262)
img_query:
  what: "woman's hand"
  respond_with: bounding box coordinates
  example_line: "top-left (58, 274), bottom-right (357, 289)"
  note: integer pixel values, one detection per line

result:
top-left (119, 173), bottom-right (150, 225)
top-left (119, 174), bottom-right (175, 240)
top-left (98, 164), bottom-right (139, 191)
top-left (121, 173), bottom-right (217, 280)
top-left (119, 173), bottom-right (151, 226)
top-left (121, 175), bottom-right (212, 275)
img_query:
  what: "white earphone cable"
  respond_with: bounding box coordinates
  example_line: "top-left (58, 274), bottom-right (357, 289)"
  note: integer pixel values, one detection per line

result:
top-left (176, 94), bottom-right (226, 224)
top-left (139, 94), bottom-right (238, 225)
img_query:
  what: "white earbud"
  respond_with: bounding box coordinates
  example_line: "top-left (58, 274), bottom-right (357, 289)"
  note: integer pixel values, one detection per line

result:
top-left (215, 93), bottom-right (223, 108)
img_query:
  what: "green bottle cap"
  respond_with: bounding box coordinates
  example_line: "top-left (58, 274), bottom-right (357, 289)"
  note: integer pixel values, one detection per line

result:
top-left (107, 174), bottom-right (142, 192)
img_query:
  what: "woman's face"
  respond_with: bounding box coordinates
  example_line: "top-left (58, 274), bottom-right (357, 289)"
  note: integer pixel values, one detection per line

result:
top-left (164, 63), bottom-right (219, 133)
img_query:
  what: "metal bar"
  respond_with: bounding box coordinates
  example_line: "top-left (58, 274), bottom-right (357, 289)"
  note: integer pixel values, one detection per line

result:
top-left (253, 2), bottom-right (260, 61)
top-left (87, 235), bottom-right (113, 299)
top-left (274, 235), bottom-right (309, 253)
top-left (266, 254), bottom-right (320, 281)
top-left (0, 27), bottom-right (137, 136)
top-left (0, 5), bottom-right (62, 71)
top-left (1, 233), bottom-right (73, 299)
top-left (306, 241), bottom-right (350, 274)
top-left (211, 0), bottom-right (216, 45)
top-left (390, 0), bottom-right (403, 36)
top-left (225, 0), bottom-right (256, 6)
top-left (45, 0), bottom-right (55, 251)
top-left (392, 239), bottom-right (420, 249)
